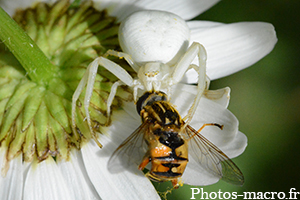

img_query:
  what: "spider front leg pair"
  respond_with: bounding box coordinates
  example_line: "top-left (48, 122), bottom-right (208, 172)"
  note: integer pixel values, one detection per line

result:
top-left (171, 42), bottom-right (208, 125)
top-left (71, 54), bottom-right (139, 147)
top-left (71, 42), bottom-right (208, 147)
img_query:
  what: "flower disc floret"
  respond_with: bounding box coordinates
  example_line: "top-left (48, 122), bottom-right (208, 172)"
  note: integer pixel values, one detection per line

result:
top-left (0, 0), bottom-right (132, 166)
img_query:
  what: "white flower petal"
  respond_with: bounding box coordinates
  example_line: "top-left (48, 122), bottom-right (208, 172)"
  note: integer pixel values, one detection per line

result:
top-left (81, 136), bottom-right (160, 200)
top-left (204, 87), bottom-right (231, 109)
top-left (183, 21), bottom-right (277, 82)
top-left (187, 20), bottom-right (223, 30)
top-left (57, 151), bottom-right (100, 200)
top-left (0, 0), bottom-right (55, 15)
top-left (0, 150), bottom-right (23, 200)
top-left (93, 0), bottom-right (135, 21)
top-left (171, 83), bottom-right (231, 109)
top-left (221, 131), bottom-right (248, 158)
top-left (24, 157), bottom-right (73, 200)
top-left (107, 105), bottom-right (141, 144)
top-left (94, 0), bottom-right (220, 21)
top-left (130, 0), bottom-right (220, 21)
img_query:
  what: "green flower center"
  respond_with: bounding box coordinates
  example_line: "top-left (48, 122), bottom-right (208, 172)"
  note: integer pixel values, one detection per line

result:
top-left (0, 0), bottom-right (132, 168)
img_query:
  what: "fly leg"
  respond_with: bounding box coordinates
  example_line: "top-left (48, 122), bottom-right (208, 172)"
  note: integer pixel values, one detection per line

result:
top-left (187, 123), bottom-right (224, 143)
top-left (197, 123), bottom-right (224, 133)
top-left (138, 157), bottom-right (150, 170)
top-left (171, 179), bottom-right (181, 189)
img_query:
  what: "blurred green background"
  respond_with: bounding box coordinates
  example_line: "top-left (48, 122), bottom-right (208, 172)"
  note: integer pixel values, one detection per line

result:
top-left (155, 0), bottom-right (300, 199)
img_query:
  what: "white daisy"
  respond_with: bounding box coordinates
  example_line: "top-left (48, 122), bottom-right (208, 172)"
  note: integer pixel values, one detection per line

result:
top-left (0, 0), bottom-right (277, 200)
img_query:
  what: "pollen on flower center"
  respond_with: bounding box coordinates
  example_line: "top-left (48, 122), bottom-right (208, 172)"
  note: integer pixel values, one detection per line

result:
top-left (0, 0), bottom-right (133, 171)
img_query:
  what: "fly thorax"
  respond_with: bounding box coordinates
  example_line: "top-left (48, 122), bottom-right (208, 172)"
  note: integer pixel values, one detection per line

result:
top-left (136, 91), bottom-right (168, 115)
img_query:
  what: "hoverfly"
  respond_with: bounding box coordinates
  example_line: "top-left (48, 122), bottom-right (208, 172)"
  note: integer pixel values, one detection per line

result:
top-left (108, 91), bottom-right (244, 188)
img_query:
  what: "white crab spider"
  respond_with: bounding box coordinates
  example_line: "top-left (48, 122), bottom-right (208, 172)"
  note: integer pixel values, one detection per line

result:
top-left (72, 10), bottom-right (209, 146)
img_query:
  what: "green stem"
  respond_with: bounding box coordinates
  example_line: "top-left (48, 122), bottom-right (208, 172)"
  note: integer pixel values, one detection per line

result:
top-left (0, 7), bottom-right (57, 86)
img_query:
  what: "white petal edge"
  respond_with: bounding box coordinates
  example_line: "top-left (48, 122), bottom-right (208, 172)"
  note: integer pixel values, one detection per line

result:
top-left (204, 87), bottom-right (231, 109)
top-left (93, 0), bottom-right (220, 21)
top-left (23, 157), bottom-right (73, 200)
top-left (0, 148), bottom-right (23, 200)
top-left (183, 21), bottom-right (277, 82)
top-left (187, 20), bottom-right (224, 30)
top-left (171, 83), bottom-right (231, 109)
top-left (81, 135), bottom-right (160, 200)
top-left (0, 0), bottom-right (56, 16)
top-left (57, 151), bottom-right (101, 200)
top-left (222, 131), bottom-right (248, 158)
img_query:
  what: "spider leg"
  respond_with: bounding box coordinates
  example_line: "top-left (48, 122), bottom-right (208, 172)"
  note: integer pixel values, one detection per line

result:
top-left (104, 49), bottom-right (140, 73)
top-left (72, 56), bottom-right (135, 147)
top-left (170, 42), bottom-right (207, 124)
top-left (106, 80), bottom-right (124, 123)
top-left (72, 58), bottom-right (102, 147)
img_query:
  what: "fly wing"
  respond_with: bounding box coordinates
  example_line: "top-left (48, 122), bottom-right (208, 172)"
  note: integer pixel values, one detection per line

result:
top-left (185, 125), bottom-right (244, 185)
top-left (108, 121), bottom-right (150, 173)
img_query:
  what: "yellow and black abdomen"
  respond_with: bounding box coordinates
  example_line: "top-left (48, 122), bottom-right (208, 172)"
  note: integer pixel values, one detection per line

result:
top-left (147, 141), bottom-right (188, 182)
top-left (146, 124), bottom-right (189, 182)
